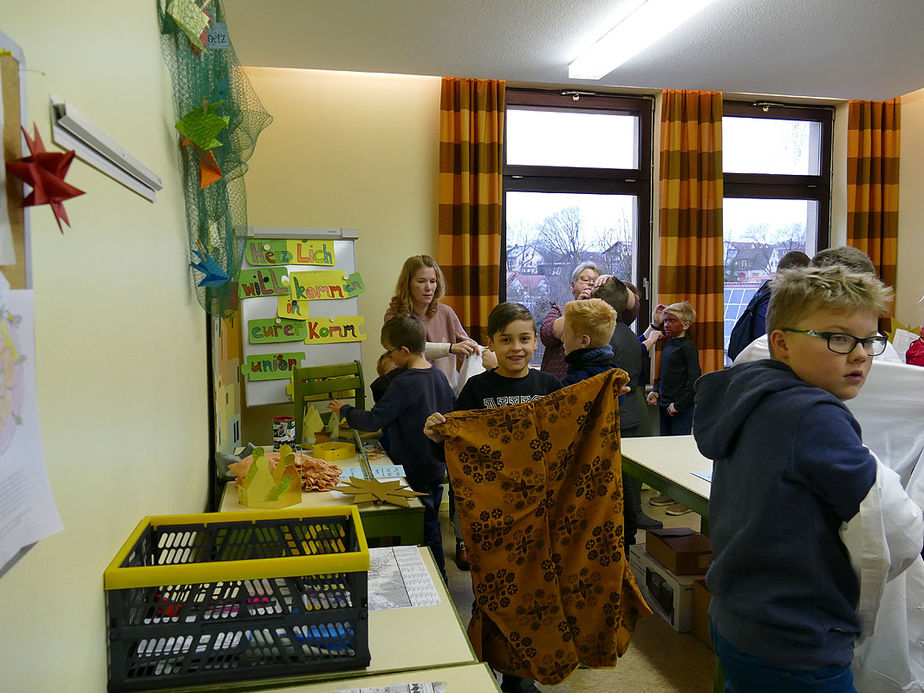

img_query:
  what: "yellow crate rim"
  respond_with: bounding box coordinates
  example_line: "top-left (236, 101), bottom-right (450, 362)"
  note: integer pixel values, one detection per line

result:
top-left (104, 506), bottom-right (369, 590)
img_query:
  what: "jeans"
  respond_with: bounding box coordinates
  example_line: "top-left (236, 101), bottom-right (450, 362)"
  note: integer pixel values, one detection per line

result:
top-left (410, 478), bottom-right (446, 580)
top-left (659, 404), bottom-right (693, 436)
top-left (710, 619), bottom-right (856, 693)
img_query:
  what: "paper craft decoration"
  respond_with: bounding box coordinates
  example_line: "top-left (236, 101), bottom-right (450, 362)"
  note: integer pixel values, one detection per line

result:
top-left (245, 238), bottom-right (335, 266)
top-left (325, 411), bottom-right (341, 440)
top-left (312, 441), bottom-right (355, 461)
top-left (238, 267), bottom-right (289, 299)
top-left (334, 477), bottom-right (426, 508)
top-left (302, 405), bottom-right (325, 444)
top-left (166, 0), bottom-right (211, 53)
top-left (304, 316), bottom-right (366, 345)
top-left (182, 138), bottom-right (223, 188)
top-left (175, 100), bottom-right (229, 150)
top-left (248, 317), bottom-right (308, 344)
top-left (235, 445), bottom-right (301, 509)
top-left (189, 249), bottom-right (230, 287)
top-left (241, 352), bottom-right (304, 381)
top-left (288, 270), bottom-right (366, 301)
top-left (5, 124), bottom-right (85, 233)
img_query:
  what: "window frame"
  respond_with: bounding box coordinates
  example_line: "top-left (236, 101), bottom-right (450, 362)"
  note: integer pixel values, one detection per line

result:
top-left (501, 89), bottom-right (654, 324)
top-left (722, 101), bottom-right (834, 252)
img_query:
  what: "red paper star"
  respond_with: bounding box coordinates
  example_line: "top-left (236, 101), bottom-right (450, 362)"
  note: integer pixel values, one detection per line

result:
top-left (5, 124), bottom-right (84, 233)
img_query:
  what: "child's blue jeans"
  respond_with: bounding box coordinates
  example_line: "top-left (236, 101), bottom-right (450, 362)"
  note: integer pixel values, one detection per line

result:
top-left (710, 618), bottom-right (856, 693)
top-left (659, 404), bottom-right (693, 436)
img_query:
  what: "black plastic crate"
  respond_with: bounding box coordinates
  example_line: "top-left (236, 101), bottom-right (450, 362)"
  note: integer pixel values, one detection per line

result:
top-left (104, 508), bottom-right (370, 691)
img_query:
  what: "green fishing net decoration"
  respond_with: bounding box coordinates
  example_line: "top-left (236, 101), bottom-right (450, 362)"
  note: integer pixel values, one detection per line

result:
top-left (157, 0), bottom-right (273, 317)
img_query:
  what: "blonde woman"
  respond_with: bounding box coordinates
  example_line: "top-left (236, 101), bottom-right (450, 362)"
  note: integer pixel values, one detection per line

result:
top-left (385, 255), bottom-right (479, 386)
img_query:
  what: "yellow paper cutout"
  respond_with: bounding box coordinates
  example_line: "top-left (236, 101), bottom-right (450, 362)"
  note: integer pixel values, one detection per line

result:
top-left (334, 477), bottom-right (426, 508)
top-left (237, 445), bottom-right (301, 509)
top-left (167, 0), bottom-right (211, 52)
top-left (302, 405), bottom-right (325, 444)
top-left (288, 270), bottom-right (364, 302)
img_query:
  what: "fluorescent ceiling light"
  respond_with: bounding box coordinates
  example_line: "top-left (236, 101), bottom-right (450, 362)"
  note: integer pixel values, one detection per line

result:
top-left (569, 0), bottom-right (719, 80)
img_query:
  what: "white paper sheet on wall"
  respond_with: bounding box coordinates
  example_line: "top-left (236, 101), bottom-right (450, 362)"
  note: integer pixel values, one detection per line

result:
top-left (0, 289), bottom-right (63, 578)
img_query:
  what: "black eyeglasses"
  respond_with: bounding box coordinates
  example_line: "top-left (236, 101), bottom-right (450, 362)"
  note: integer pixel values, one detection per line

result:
top-left (383, 347), bottom-right (403, 357)
top-left (781, 328), bottom-right (888, 356)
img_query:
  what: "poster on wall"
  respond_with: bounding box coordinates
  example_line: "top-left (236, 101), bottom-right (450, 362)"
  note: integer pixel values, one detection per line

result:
top-left (239, 228), bottom-right (363, 406)
top-left (0, 287), bottom-right (63, 578)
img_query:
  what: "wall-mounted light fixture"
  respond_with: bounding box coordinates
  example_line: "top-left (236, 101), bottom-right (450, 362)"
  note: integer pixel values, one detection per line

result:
top-left (569, 0), bottom-right (719, 80)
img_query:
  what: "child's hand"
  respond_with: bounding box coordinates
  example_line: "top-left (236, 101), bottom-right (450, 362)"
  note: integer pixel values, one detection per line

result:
top-left (652, 303), bottom-right (666, 329)
top-left (424, 412), bottom-right (447, 443)
top-left (450, 339), bottom-right (479, 357)
top-left (619, 384), bottom-right (631, 397)
top-left (481, 349), bottom-right (498, 370)
top-left (643, 331), bottom-right (663, 351)
top-left (667, 403), bottom-right (677, 416)
top-left (328, 399), bottom-right (346, 416)
top-left (646, 391), bottom-right (659, 406)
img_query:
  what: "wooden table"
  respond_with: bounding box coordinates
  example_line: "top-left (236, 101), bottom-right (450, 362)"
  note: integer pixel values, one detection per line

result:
top-left (221, 450), bottom-right (425, 546)
top-left (620, 435), bottom-right (712, 530)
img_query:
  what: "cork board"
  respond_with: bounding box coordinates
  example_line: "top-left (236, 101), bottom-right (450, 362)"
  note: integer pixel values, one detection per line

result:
top-left (1, 37), bottom-right (28, 289)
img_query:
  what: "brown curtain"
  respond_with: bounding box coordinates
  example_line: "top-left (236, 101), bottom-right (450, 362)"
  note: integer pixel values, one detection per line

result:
top-left (658, 90), bottom-right (725, 374)
top-left (438, 77), bottom-right (505, 344)
top-left (847, 99), bottom-right (900, 300)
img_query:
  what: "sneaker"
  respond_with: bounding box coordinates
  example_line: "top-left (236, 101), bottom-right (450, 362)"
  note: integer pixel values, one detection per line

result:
top-left (635, 513), bottom-right (664, 530)
top-left (649, 493), bottom-right (674, 506)
top-left (665, 503), bottom-right (693, 516)
top-left (455, 540), bottom-right (470, 571)
top-left (500, 674), bottom-right (541, 692)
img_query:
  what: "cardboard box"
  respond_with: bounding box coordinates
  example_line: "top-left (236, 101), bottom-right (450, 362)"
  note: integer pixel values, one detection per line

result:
top-left (646, 527), bottom-right (712, 575)
top-left (630, 544), bottom-right (695, 632)
top-left (692, 578), bottom-right (713, 650)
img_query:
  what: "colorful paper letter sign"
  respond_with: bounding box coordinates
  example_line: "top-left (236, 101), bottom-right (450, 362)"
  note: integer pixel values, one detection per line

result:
top-left (288, 271), bottom-right (365, 302)
top-left (248, 318), bottom-right (307, 344)
top-left (244, 239), bottom-right (336, 266)
top-left (242, 352), bottom-right (304, 381)
top-left (238, 267), bottom-right (289, 299)
top-left (305, 316), bottom-right (366, 344)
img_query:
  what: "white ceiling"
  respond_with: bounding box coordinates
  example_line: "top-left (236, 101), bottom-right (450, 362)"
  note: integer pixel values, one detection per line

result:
top-left (223, 0), bottom-right (924, 102)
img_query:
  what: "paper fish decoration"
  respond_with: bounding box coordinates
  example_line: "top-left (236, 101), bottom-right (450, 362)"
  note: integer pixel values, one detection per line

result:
top-left (175, 101), bottom-right (229, 150)
top-left (167, 0), bottom-right (211, 53)
top-left (190, 249), bottom-right (230, 287)
top-left (5, 124), bottom-right (85, 233)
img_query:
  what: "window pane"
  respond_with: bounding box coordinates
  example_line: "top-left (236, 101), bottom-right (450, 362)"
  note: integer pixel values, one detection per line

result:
top-left (723, 117), bottom-right (823, 175)
top-left (506, 191), bottom-right (637, 365)
top-left (506, 108), bottom-right (638, 169)
top-left (722, 198), bottom-right (818, 360)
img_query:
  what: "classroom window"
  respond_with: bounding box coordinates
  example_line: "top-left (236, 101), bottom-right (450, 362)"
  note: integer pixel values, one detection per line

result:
top-left (722, 101), bottom-right (833, 360)
top-left (503, 89), bottom-right (653, 365)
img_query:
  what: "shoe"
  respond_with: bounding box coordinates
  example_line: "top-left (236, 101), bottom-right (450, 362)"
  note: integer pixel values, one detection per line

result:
top-left (649, 493), bottom-right (674, 506)
top-left (455, 541), bottom-right (470, 571)
top-left (665, 503), bottom-right (693, 516)
top-left (635, 513), bottom-right (663, 530)
top-left (500, 674), bottom-right (541, 692)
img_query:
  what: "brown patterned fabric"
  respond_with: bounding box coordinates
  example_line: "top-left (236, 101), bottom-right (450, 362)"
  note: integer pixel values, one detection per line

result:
top-left (658, 90), bottom-right (725, 375)
top-left (438, 370), bottom-right (651, 684)
top-left (847, 99), bottom-right (900, 312)
top-left (437, 77), bottom-right (505, 344)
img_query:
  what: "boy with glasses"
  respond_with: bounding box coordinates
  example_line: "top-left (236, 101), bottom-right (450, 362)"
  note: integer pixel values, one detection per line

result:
top-left (692, 266), bottom-right (919, 692)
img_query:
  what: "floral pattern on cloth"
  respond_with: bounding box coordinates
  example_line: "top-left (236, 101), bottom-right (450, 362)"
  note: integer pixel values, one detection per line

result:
top-left (437, 369), bottom-right (652, 684)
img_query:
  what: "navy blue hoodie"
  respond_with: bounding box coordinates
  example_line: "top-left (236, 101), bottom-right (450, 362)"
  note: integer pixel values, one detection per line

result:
top-left (694, 359), bottom-right (875, 669)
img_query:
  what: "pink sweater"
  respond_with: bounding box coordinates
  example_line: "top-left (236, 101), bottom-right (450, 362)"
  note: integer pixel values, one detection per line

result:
top-left (384, 302), bottom-right (470, 384)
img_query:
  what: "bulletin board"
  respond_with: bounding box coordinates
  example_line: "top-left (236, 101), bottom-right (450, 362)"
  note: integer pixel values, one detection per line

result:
top-left (239, 227), bottom-right (364, 407)
top-left (0, 31), bottom-right (30, 289)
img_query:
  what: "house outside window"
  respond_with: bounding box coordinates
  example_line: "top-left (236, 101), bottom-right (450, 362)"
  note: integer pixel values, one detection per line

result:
top-left (722, 101), bottom-right (833, 361)
top-left (502, 89), bottom-right (653, 365)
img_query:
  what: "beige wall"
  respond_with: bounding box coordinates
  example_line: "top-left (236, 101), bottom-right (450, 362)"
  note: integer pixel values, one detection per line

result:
top-left (239, 68), bottom-right (441, 442)
top-left (0, 3), bottom-right (208, 690)
top-left (897, 89), bottom-right (924, 327)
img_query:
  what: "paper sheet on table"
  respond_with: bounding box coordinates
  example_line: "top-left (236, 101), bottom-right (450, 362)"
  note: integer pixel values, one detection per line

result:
top-left (0, 65), bottom-right (15, 266)
top-left (329, 682), bottom-right (446, 693)
top-left (692, 470), bottom-right (713, 483)
top-left (367, 546), bottom-right (440, 611)
top-left (0, 290), bottom-right (63, 576)
top-left (891, 328), bottom-right (919, 362)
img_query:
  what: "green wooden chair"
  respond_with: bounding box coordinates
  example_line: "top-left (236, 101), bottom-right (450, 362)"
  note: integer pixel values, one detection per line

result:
top-left (293, 361), bottom-right (365, 444)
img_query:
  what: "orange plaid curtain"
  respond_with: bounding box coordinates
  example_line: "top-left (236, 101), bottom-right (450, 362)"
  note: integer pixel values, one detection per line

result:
top-left (438, 77), bottom-right (505, 344)
top-left (847, 98), bottom-right (900, 296)
top-left (658, 90), bottom-right (724, 374)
